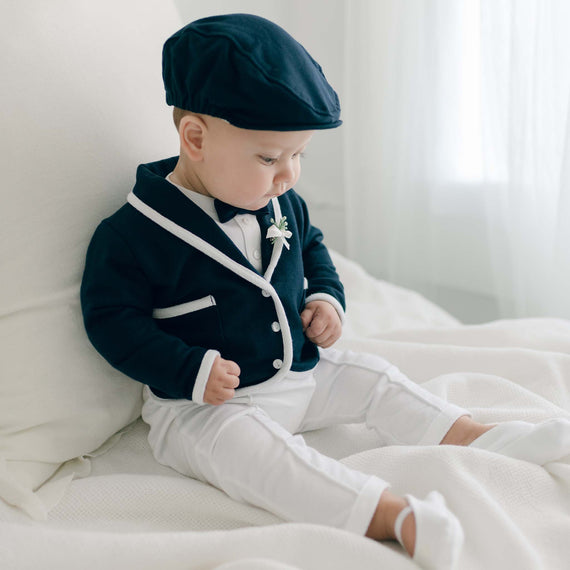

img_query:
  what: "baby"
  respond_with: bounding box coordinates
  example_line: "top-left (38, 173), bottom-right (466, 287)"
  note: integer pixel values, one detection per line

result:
top-left (81, 14), bottom-right (570, 570)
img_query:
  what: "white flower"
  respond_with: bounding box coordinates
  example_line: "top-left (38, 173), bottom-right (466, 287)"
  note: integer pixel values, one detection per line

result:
top-left (266, 216), bottom-right (292, 250)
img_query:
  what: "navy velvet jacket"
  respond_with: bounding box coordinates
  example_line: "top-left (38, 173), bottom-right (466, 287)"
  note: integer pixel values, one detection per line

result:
top-left (80, 157), bottom-right (345, 401)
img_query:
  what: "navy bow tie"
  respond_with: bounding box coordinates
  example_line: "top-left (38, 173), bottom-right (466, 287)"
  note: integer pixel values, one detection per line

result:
top-left (214, 199), bottom-right (271, 223)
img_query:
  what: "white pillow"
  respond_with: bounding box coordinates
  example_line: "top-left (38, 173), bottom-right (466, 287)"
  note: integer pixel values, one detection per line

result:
top-left (0, 0), bottom-right (181, 519)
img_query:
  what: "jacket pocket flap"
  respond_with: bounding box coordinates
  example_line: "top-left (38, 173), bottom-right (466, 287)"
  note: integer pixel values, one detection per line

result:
top-left (152, 295), bottom-right (216, 319)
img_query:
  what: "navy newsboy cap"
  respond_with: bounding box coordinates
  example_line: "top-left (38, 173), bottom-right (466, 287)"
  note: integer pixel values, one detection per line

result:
top-left (162, 13), bottom-right (342, 131)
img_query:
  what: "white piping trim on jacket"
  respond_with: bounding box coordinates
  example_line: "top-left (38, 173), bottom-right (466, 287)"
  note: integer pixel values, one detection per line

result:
top-left (192, 349), bottom-right (220, 404)
top-left (127, 191), bottom-right (293, 384)
top-left (152, 295), bottom-right (216, 319)
top-left (263, 197), bottom-right (283, 283)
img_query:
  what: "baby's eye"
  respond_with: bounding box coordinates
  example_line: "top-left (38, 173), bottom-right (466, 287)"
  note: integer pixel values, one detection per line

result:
top-left (292, 152), bottom-right (306, 159)
top-left (259, 155), bottom-right (278, 165)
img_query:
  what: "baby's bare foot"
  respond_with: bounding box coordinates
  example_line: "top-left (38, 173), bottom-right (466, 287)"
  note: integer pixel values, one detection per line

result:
top-left (441, 415), bottom-right (494, 446)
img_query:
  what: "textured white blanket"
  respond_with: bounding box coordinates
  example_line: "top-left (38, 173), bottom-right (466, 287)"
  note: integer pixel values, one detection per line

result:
top-left (1, 251), bottom-right (569, 570)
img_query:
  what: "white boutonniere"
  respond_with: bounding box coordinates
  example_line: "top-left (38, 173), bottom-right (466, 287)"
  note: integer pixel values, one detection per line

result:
top-left (266, 216), bottom-right (293, 250)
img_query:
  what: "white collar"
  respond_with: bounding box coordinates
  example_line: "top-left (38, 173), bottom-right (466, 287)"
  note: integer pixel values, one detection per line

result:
top-left (165, 173), bottom-right (219, 221)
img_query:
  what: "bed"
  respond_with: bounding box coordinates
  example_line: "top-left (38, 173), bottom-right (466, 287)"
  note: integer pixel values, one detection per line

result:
top-left (2, 2), bottom-right (569, 569)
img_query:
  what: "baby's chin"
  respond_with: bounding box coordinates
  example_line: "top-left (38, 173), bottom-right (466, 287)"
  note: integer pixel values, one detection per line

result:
top-left (246, 196), bottom-right (274, 210)
top-left (224, 193), bottom-right (279, 211)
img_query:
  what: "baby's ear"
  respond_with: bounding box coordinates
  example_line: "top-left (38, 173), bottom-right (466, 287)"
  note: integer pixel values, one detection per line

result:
top-left (180, 114), bottom-right (206, 160)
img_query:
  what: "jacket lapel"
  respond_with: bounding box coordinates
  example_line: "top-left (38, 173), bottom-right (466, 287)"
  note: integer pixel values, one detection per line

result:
top-left (263, 197), bottom-right (284, 282)
top-left (134, 159), bottom-right (260, 273)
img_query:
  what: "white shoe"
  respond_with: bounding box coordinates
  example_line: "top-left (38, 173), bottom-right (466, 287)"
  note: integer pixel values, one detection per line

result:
top-left (394, 491), bottom-right (464, 570)
top-left (470, 418), bottom-right (570, 465)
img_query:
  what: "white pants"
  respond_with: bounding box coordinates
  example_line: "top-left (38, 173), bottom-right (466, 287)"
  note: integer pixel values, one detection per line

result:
top-left (141, 348), bottom-right (468, 535)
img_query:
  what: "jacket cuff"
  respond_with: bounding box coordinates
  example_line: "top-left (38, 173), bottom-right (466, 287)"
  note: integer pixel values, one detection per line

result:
top-left (305, 293), bottom-right (345, 325)
top-left (191, 349), bottom-right (220, 404)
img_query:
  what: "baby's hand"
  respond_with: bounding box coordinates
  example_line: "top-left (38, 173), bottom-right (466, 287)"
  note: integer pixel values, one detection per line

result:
top-left (300, 300), bottom-right (342, 348)
top-left (203, 356), bottom-right (240, 405)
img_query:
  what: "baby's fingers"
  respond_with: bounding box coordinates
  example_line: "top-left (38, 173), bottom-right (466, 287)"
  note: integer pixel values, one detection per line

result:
top-left (224, 374), bottom-right (240, 390)
top-left (307, 314), bottom-right (328, 337)
top-left (206, 382), bottom-right (236, 405)
top-left (300, 308), bottom-right (315, 331)
top-left (315, 332), bottom-right (337, 348)
top-left (307, 319), bottom-right (342, 348)
top-left (221, 358), bottom-right (241, 377)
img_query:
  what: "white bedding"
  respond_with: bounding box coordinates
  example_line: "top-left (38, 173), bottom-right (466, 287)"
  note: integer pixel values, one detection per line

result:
top-left (1, 251), bottom-right (569, 570)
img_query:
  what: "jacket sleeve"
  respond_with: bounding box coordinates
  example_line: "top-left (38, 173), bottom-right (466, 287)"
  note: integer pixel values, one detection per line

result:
top-left (80, 221), bottom-right (214, 400)
top-left (294, 193), bottom-right (346, 319)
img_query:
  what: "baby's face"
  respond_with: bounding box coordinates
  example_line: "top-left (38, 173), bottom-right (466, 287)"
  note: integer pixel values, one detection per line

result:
top-left (197, 117), bottom-right (314, 210)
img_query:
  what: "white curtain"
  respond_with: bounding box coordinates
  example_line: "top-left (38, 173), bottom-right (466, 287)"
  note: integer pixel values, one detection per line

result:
top-left (343, 0), bottom-right (570, 320)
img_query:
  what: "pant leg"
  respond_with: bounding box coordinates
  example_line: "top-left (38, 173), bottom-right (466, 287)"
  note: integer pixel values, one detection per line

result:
top-left (141, 386), bottom-right (388, 535)
top-left (299, 348), bottom-right (469, 446)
